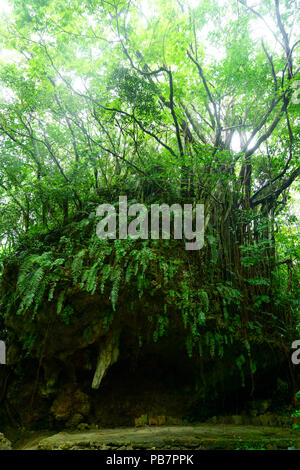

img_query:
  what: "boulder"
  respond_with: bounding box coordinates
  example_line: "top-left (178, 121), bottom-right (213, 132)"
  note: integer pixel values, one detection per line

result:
top-left (0, 433), bottom-right (12, 450)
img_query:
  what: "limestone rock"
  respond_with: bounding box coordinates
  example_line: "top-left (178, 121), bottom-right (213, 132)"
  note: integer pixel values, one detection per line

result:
top-left (149, 417), bottom-right (158, 425)
top-left (135, 414), bottom-right (148, 427)
top-left (66, 413), bottom-right (84, 428)
top-left (157, 415), bottom-right (166, 426)
top-left (231, 415), bottom-right (243, 425)
top-left (0, 433), bottom-right (12, 450)
top-left (51, 387), bottom-right (90, 423)
top-left (92, 332), bottom-right (120, 389)
top-left (77, 422), bottom-right (90, 431)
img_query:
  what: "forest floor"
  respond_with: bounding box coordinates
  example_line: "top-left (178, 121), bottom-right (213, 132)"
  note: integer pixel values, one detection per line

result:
top-left (15, 424), bottom-right (300, 450)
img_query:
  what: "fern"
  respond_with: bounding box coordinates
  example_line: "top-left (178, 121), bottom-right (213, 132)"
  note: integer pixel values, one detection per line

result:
top-left (48, 282), bottom-right (57, 302)
top-left (100, 264), bottom-right (112, 294)
top-left (85, 261), bottom-right (100, 294)
top-left (111, 267), bottom-right (122, 311)
top-left (71, 249), bottom-right (87, 284)
top-left (57, 290), bottom-right (65, 314)
top-left (16, 252), bottom-right (54, 315)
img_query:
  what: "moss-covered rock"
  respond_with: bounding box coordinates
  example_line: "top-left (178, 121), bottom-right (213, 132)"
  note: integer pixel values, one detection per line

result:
top-left (0, 433), bottom-right (12, 450)
top-left (50, 387), bottom-right (90, 425)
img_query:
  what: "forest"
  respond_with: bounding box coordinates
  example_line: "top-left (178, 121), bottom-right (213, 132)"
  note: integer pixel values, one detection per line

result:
top-left (0, 0), bottom-right (299, 452)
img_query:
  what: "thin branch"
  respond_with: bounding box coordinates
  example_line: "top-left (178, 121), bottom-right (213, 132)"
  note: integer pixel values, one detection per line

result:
top-left (237, 0), bottom-right (284, 48)
top-left (166, 68), bottom-right (184, 157)
top-left (251, 166), bottom-right (300, 207)
top-left (261, 40), bottom-right (278, 93)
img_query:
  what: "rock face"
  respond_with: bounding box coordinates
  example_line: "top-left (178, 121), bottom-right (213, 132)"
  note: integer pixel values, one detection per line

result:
top-left (19, 425), bottom-right (300, 450)
top-left (0, 320), bottom-right (294, 431)
top-left (0, 433), bottom-right (12, 450)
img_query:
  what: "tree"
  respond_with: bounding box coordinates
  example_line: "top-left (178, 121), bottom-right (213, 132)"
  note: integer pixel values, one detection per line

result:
top-left (0, 0), bottom-right (299, 410)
